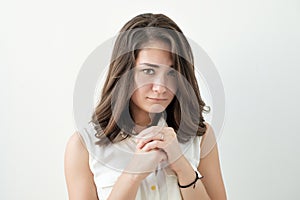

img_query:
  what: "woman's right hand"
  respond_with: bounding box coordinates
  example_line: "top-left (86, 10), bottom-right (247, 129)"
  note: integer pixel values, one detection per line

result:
top-left (124, 141), bottom-right (167, 181)
top-left (108, 142), bottom-right (167, 200)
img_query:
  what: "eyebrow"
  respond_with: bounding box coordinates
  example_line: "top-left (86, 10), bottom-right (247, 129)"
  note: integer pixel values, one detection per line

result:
top-left (139, 63), bottom-right (173, 68)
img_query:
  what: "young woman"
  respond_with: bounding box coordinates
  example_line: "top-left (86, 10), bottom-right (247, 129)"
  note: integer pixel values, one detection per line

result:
top-left (65, 13), bottom-right (227, 200)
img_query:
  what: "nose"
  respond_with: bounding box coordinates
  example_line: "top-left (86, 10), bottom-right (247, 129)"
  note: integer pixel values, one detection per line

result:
top-left (151, 74), bottom-right (167, 93)
top-left (152, 83), bottom-right (167, 93)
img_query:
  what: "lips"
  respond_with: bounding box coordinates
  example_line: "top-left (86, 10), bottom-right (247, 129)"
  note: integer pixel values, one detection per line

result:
top-left (147, 97), bottom-right (167, 102)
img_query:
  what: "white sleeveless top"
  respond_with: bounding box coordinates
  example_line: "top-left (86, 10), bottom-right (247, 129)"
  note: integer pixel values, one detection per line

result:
top-left (80, 120), bottom-right (202, 200)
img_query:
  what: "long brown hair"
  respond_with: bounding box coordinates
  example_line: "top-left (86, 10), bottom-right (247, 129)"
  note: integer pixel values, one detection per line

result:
top-left (91, 13), bottom-right (210, 144)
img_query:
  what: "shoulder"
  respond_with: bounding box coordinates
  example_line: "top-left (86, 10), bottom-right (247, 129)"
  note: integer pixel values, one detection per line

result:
top-left (203, 122), bottom-right (214, 134)
top-left (65, 132), bottom-right (88, 157)
top-left (200, 122), bottom-right (218, 159)
top-left (200, 122), bottom-right (215, 147)
top-left (64, 132), bottom-right (98, 199)
top-left (198, 123), bottom-right (227, 199)
top-left (64, 132), bottom-right (90, 176)
top-left (64, 131), bottom-right (93, 175)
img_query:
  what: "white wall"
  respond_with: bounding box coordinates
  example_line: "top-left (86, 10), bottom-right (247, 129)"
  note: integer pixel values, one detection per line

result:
top-left (1, 0), bottom-right (299, 199)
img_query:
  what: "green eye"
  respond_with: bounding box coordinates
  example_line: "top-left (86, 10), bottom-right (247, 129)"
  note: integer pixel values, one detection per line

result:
top-left (168, 70), bottom-right (177, 77)
top-left (142, 69), bottom-right (155, 75)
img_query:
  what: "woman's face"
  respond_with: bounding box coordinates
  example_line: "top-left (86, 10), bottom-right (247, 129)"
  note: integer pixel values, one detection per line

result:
top-left (130, 41), bottom-right (177, 124)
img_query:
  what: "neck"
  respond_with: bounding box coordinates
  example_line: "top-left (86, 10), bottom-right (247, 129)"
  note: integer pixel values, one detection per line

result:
top-left (129, 102), bottom-right (154, 127)
top-left (131, 111), bottom-right (153, 127)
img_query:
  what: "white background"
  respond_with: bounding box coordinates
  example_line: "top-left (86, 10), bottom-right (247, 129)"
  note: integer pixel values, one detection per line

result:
top-left (1, 0), bottom-right (299, 199)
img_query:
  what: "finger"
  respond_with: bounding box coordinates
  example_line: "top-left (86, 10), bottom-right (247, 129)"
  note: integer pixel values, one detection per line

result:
top-left (136, 141), bottom-right (144, 149)
top-left (136, 140), bottom-right (159, 150)
top-left (157, 150), bottom-right (167, 162)
top-left (141, 140), bottom-right (164, 152)
top-left (137, 133), bottom-right (165, 149)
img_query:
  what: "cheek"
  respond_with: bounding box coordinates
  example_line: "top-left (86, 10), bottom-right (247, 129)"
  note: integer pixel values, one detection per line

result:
top-left (131, 87), bottom-right (147, 102)
top-left (164, 77), bottom-right (177, 94)
top-left (169, 94), bottom-right (175, 104)
top-left (131, 91), bottom-right (139, 104)
top-left (167, 83), bottom-right (177, 95)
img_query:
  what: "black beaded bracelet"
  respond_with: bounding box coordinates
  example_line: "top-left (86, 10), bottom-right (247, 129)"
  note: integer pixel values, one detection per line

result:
top-left (178, 171), bottom-right (204, 189)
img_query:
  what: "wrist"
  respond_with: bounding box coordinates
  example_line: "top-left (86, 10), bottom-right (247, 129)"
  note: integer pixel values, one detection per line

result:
top-left (178, 170), bottom-right (204, 189)
top-left (170, 159), bottom-right (200, 187)
top-left (169, 156), bottom-right (190, 176)
top-left (122, 172), bottom-right (145, 185)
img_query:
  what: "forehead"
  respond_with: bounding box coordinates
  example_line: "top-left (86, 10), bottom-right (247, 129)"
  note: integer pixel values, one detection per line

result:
top-left (135, 48), bottom-right (173, 68)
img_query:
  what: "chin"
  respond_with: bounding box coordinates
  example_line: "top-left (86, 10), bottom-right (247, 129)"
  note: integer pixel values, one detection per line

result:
top-left (147, 104), bottom-right (166, 113)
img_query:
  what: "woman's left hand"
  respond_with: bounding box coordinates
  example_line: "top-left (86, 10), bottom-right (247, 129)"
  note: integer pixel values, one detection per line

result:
top-left (136, 126), bottom-right (183, 171)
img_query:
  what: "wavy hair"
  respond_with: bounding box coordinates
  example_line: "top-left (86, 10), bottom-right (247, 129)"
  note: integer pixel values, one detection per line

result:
top-left (91, 13), bottom-right (210, 145)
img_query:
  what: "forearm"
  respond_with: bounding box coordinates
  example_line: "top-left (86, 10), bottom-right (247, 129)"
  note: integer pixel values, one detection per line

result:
top-left (107, 172), bottom-right (142, 200)
top-left (172, 157), bottom-right (211, 200)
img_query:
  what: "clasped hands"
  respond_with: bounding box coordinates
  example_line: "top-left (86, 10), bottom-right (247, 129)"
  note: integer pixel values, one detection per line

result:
top-left (125, 126), bottom-right (184, 178)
